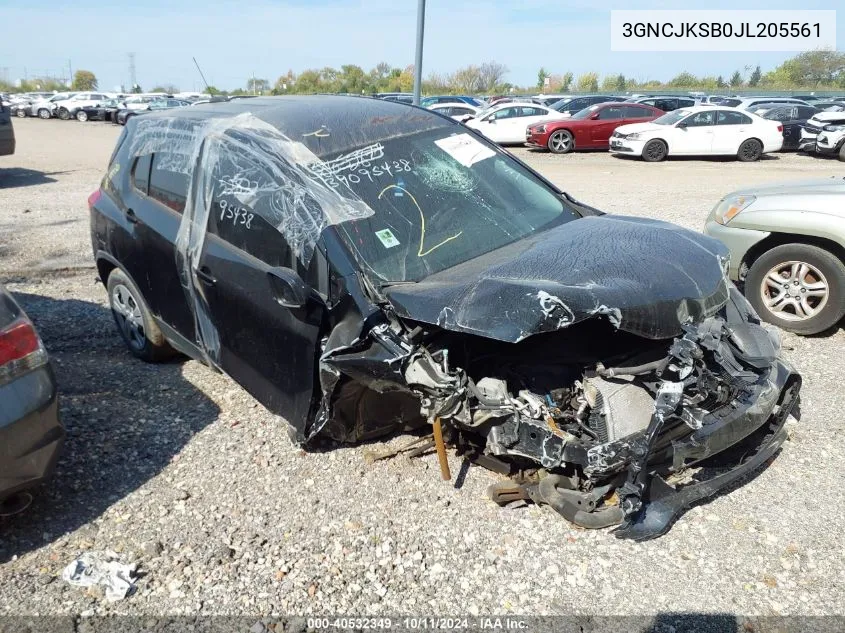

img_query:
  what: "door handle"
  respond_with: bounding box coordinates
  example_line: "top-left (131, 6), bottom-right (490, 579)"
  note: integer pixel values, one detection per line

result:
top-left (195, 266), bottom-right (217, 286)
top-left (125, 208), bottom-right (139, 224)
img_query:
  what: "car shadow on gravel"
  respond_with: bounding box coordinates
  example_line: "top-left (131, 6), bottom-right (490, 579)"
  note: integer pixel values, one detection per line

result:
top-left (0, 168), bottom-right (71, 189)
top-left (0, 290), bottom-right (220, 563)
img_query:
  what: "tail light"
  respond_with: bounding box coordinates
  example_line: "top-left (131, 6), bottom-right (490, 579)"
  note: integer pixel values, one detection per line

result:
top-left (0, 317), bottom-right (48, 385)
top-left (88, 189), bottom-right (102, 208)
top-left (777, 124), bottom-right (784, 133)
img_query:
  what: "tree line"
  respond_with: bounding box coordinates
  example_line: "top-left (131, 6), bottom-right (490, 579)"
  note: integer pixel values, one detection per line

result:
top-left (2, 51), bottom-right (843, 97)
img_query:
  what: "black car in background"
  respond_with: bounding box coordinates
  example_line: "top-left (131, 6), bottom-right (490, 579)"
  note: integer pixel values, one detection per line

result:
top-left (0, 101), bottom-right (14, 155)
top-left (550, 95), bottom-right (621, 116)
top-left (759, 104), bottom-right (819, 150)
top-left (89, 96), bottom-right (799, 540)
top-left (77, 98), bottom-right (123, 122)
top-left (0, 284), bottom-right (64, 512)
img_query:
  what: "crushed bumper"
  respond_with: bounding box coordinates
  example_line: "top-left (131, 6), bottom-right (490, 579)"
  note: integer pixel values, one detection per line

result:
top-left (0, 365), bottom-right (64, 502)
top-left (614, 359), bottom-right (799, 540)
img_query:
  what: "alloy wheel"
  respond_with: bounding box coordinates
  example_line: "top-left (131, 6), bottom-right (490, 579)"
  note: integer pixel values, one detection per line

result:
top-left (760, 260), bottom-right (829, 322)
top-left (111, 283), bottom-right (147, 350)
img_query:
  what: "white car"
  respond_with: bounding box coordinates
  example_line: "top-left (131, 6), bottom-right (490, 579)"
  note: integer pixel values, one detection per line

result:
top-left (28, 92), bottom-right (77, 119)
top-left (54, 92), bottom-right (115, 120)
top-left (609, 106), bottom-right (783, 162)
top-left (798, 111), bottom-right (845, 154)
top-left (428, 102), bottom-right (480, 121)
top-left (121, 95), bottom-right (161, 111)
top-left (464, 103), bottom-right (564, 144)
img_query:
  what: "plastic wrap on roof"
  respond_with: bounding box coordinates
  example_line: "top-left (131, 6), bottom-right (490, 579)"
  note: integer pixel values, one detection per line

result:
top-left (127, 112), bottom-right (375, 362)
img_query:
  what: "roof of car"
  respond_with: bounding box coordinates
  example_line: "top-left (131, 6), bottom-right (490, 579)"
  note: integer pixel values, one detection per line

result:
top-left (129, 95), bottom-right (453, 159)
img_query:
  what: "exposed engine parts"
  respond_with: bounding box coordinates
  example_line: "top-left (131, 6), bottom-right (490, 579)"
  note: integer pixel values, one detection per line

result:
top-left (394, 302), bottom-right (799, 540)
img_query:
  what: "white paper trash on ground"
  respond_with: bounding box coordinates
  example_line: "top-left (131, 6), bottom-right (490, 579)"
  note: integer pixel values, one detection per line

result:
top-left (61, 551), bottom-right (138, 601)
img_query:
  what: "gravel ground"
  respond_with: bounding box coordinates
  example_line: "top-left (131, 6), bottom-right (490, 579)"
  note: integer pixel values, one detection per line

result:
top-left (1, 118), bottom-right (844, 618)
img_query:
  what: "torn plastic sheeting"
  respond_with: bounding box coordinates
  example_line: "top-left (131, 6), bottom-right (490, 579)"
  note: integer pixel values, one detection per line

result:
top-left (127, 112), bottom-right (375, 363)
top-left (61, 551), bottom-right (137, 601)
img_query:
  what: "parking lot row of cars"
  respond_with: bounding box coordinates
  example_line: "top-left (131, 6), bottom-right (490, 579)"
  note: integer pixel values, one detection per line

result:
top-left (1, 91), bottom-right (210, 125)
top-left (421, 93), bottom-right (845, 162)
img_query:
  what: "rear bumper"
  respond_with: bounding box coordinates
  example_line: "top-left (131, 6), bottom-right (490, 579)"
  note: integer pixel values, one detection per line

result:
top-left (0, 366), bottom-right (64, 501)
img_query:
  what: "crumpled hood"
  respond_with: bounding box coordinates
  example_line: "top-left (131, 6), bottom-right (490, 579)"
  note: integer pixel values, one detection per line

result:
top-left (383, 215), bottom-right (731, 342)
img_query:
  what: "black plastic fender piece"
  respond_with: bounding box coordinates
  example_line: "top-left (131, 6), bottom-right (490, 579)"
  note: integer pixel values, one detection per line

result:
top-left (613, 376), bottom-right (799, 541)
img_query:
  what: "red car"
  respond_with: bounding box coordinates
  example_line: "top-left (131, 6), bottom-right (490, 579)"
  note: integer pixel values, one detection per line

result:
top-left (526, 102), bottom-right (663, 154)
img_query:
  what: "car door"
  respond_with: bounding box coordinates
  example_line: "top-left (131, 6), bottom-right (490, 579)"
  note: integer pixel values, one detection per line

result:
top-left (477, 106), bottom-right (520, 142)
top-left (672, 110), bottom-right (716, 154)
top-left (196, 159), bottom-right (326, 425)
top-left (122, 151), bottom-right (197, 339)
top-left (589, 105), bottom-right (625, 146)
top-left (712, 110), bottom-right (753, 153)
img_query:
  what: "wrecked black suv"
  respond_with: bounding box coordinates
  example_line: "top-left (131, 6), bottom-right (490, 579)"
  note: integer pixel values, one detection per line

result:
top-left (90, 96), bottom-right (800, 540)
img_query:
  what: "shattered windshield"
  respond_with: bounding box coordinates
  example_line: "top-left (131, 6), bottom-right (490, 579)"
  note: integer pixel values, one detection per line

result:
top-left (322, 128), bottom-right (579, 283)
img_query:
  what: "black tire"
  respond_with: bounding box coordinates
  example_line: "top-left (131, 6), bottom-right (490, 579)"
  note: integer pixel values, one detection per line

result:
top-left (737, 138), bottom-right (763, 162)
top-left (106, 268), bottom-right (174, 362)
top-left (76, 110), bottom-right (88, 122)
top-left (15, 109), bottom-right (26, 118)
top-left (547, 130), bottom-right (574, 154)
top-left (642, 139), bottom-right (667, 162)
top-left (37, 108), bottom-right (51, 119)
top-left (57, 107), bottom-right (70, 121)
top-left (745, 243), bottom-right (845, 335)
top-left (838, 142), bottom-right (845, 162)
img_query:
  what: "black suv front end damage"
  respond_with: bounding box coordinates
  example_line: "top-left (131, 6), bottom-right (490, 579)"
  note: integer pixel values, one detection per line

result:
top-left (310, 217), bottom-right (800, 541)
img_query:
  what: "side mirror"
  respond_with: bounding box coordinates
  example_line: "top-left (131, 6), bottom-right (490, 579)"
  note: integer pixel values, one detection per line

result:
top-left (267, 267), bottom-right (309, 308)
top-left (676, 121), bottom-right (687, 129)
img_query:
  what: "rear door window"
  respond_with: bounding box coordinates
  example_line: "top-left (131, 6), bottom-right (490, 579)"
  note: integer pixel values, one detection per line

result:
top-left (716, 111), bottom-right (752, 125)
top-left (624, 105), bottom-right (654, 118)
top-left (598, 106), bottom-right (624, 120)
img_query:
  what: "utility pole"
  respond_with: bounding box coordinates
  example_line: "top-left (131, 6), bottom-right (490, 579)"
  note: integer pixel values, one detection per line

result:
top-left (68, 59), bottom-right (73, 86)
top-left (412, 0), bottom-right (426, 105)
top-left (128, 53), bottom-right (137, 91)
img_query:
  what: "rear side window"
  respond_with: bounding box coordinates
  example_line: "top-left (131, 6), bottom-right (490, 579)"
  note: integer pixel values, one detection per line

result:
top-left (149, 154), bottom-right (189, 213)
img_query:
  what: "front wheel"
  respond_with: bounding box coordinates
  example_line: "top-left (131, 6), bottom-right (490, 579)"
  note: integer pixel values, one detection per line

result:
top-left (15, 109), bottom-right (26, 118)
top-left (57, 107), bottom-right (70, 121)
top-left (745, 243), bottom-right (845, 335)
top-left (38, 108), bottom-right (51, 119)
top-left (737, 138), bottom-right (763, 162)
top-left (838, 142), bottom-right (845, 162)
top-left (642, 139), bottom-right (667, 162)
top-left (107, 268), bottom-right (175, 362)
top-left (547, 130), bottom-right (574, 154)
top-left (76, 110), bottom-right (88, 122)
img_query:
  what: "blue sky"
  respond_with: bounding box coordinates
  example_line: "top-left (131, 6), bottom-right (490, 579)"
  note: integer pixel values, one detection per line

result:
top-left (0, 0), bottom-right (841, 92)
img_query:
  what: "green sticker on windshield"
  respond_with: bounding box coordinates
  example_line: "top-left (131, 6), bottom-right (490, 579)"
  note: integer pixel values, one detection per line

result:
top-left (375, 229), bottom-right (400, 249)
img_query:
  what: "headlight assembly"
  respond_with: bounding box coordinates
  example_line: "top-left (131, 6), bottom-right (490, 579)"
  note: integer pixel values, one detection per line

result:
top-left (713, 194), bottom-right (756, 225)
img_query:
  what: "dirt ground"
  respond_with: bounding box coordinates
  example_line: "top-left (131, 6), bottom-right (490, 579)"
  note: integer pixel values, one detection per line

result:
top-left (1, 117), bottom-right (844, 619)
